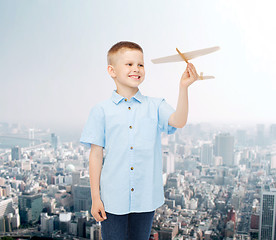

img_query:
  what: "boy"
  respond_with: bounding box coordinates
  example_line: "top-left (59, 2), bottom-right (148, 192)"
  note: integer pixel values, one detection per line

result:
top-left (80, 41), bottom-right (199, 239)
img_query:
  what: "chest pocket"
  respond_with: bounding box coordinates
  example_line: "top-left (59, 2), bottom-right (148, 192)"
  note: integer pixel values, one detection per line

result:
top-left (139, 118), bottom-right (157, 141)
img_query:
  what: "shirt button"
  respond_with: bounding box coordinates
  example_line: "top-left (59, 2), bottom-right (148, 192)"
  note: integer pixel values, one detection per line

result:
top-left (131, 167), bottom-right (134, 170)
top-left (124, 99), bottom-right (127, 102)
top-left (129, 126), bottom-right (132, 129)
top-left (128, 107), bottom-right (131, 110)
top-left (131, 188), bottom-right (134, 191)
top-left (130, 146), bottom-right (133, 150)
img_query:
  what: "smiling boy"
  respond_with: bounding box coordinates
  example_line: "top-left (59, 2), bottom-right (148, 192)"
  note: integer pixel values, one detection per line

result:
top-left (80, 41), bottom-right (199, 239)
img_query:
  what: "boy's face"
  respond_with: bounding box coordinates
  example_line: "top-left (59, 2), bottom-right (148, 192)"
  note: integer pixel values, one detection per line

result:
top-left (107, 49), bottom-right (145, 91)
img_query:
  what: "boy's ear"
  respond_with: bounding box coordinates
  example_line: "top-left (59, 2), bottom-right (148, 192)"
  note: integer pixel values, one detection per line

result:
top-left (107, 65), bottom-right (116, 78)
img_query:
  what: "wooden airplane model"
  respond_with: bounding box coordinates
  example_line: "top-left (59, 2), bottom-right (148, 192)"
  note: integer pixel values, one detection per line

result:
top-left (151, 46), bottom-right (220, 80)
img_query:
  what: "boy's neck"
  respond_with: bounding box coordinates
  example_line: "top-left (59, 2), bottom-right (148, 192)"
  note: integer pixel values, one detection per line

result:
top-left (116, 88), bottom-right (139, 100)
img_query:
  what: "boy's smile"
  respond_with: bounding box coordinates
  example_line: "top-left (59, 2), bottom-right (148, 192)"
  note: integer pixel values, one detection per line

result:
top-left (107, 49), bottom-right (145, 91)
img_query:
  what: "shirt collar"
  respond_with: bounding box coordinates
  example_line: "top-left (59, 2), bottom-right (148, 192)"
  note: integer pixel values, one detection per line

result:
top-left (112, 89), bottom-right (143, 105)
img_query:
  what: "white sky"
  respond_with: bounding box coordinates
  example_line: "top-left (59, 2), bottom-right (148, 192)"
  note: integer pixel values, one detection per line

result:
top-left (0, 0), bottom-right (275, 133)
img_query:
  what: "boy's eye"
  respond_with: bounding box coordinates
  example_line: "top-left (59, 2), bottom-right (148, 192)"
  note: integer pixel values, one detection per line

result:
top-left (127, 63), bottom-right (132, 66)
top-left (139, 64), bottom-right (144, 67)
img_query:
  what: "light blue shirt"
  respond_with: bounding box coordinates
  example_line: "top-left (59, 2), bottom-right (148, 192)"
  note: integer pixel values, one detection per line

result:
top-left (80, 89), bottom-right (177, 215)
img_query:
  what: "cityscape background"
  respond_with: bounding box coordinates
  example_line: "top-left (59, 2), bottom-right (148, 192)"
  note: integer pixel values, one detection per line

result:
top-left (1, 0), bottom-right (276, 239)
top-left (0, 122), bottom-right (276, 239)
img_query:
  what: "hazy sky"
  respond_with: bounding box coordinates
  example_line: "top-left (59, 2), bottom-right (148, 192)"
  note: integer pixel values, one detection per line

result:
top-left (1, 0), bottom-right (276, 133)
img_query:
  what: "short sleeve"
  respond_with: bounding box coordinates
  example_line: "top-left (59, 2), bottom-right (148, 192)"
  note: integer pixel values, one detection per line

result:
top-left (158, 99), bottom-right (177, 134)
top-left (80, 105), bottom-right (105, 148)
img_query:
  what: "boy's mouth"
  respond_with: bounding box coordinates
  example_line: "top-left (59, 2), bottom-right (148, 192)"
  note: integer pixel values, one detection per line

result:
top-left (129, 75), bottom-right (140, 79)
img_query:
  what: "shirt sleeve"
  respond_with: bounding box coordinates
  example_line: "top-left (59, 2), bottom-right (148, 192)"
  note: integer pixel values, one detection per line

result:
top-left (80, 105), bottom-right (105, 148)
top-left (158, 98), bottom-right (177, 135)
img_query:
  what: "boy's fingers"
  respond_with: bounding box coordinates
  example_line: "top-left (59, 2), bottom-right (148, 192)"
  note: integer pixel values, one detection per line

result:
top-left (101, 209), bottom-right (107, 220)
top-left (182, 68), bottom-right (189, 78)
top-left (94, 211), bottom-right (101, 221)
top-left (188, 65), bottom-right (198, 80)
top-left (188, 62), bottom-right (196, 71)
top-left (93, 210), bottom-right (103, 222)
top-left (183, 66), bottom-right (188, 74)
top-left (188, 63), bottom-right (198, 76)
top-left (188, 67), bottom-right (195, 78)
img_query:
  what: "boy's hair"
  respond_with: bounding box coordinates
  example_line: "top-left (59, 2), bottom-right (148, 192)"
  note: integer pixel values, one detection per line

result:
top-left (107, 41), bottom-right (143, 65)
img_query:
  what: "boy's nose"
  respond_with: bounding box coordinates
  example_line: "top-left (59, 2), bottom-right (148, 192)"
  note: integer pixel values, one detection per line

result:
top-left (133, 66), bottom-right (139, 72)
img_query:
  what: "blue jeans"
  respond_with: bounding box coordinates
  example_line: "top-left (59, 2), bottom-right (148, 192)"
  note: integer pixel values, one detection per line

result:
top-left (100, 210), bottom-right (155, 240)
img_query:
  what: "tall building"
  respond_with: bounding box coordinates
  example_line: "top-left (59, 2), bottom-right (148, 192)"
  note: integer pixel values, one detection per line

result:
top-left (200, 143), bottom-right (213, 166)
top-left (214, 133), bottom-right (234, 166)
top-left (10, 210), bottom-right (20, 230)
top-left (0, 217), bottom-right (5, 232)
top-left (77, 216), bottom-right (86, 238)
top-left (28, 128), bottom-right (35, 147)
top-left (270, 124), bottom-right (276, 143)
top-left (90, 223), bottom-right (101, 240)
top-left (28, 128), bottom-right (34, 139)
top-left (51, 133), bottom-right (59, 150)
top-left (59, 212), bottom-right (71, 233)
top-left (0, 185), bottom-right (11, 197)
top-left (72, 171), bottom-right (82, 185)
top-left (0, 198), bottom-right (13, 218)
top-left (40, 213), bottom-right (54, 233)
top-left (11, 146), bottom-right (21, 160)
top-left (269, 153), bottom-right (276, 170)
top-left (162, 150), bottom-right (175, 174)
top-left (259, 187), bottom-right (276, 239)
top-left (256, 124), bottom-right (266, 147)
top-left (18, 193), bottom-right (43, 224)
top-left (73, 185), bottom-right (92, 212)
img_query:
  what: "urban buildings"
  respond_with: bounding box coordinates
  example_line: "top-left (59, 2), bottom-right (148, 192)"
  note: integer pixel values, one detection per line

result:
top-left (0, 121), bottom-right (276, 239)
top-left (18, 193), bottom-right (43, 224)
top-left (259, 187), bottom-right (276, 239)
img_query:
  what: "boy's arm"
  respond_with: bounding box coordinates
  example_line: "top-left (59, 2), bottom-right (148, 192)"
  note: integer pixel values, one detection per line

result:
top-left (169, 63), bottom-right (199, 128)
top-left (89, 144), bottom-right (104, 201)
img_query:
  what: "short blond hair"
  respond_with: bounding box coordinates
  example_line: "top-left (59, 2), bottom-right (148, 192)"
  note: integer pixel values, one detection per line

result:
top-left (107, 41), bottom-right (143, 65)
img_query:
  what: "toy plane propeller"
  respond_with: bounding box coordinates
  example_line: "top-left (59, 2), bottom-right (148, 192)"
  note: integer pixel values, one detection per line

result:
top-left (151, 46), bottom-right (220, 80)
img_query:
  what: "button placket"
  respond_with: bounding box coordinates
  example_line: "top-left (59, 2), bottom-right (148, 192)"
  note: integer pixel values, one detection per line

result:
top-left (127, 100), bottom-right (135, 204)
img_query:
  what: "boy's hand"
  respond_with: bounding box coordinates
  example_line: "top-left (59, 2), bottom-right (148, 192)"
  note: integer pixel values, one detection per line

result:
top-left (180, 62), bottom-right (199, 88)
top-left (91, 198), bottom-right (107, 222)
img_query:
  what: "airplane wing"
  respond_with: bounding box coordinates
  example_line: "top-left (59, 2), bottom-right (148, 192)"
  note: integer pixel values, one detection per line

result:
top-left (199, 75), bottom-right (215, 80)
top-left (152, 46), bottom-right (220, 64)
top-left (199, 72), bottom-right (215, 80)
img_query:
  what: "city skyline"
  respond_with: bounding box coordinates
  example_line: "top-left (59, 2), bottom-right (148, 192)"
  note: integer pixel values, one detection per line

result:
top-left (1, 120), bottom-right (276, 238)
top-left (1, 0), bottom-right (276, 131)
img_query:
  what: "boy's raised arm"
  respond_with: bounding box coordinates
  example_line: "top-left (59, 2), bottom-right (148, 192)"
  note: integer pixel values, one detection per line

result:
top-left (169, 62), bottom-right (199, 128)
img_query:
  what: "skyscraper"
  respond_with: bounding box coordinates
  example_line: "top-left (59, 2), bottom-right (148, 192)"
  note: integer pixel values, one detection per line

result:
top-left (0, 198), bottom-right (13, 218)
top-left (214, 133), bottom-right (234, 166)
top-left (162, 150), bottom-right (175, 174)
top-left (259, 187), bottom-right (276, 239)
top-left (73, 185), bottom-right (92, 212)
top-left (200, 143), bottom-right (213, 166)
top-left (18, 193), bottom-right (43, 224)
top-left (51, 133), bottom-right (58, 150)
top-left (72, 171), bottom-right (82, 185)
top-left (11, 146), bottom-right (21, 160)
top-left (256, 124), bottom-right (266, 147)
top-left (28, 128), bottom-right (35, 147)
top-left (270, 124), bottom-right (276, 143)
